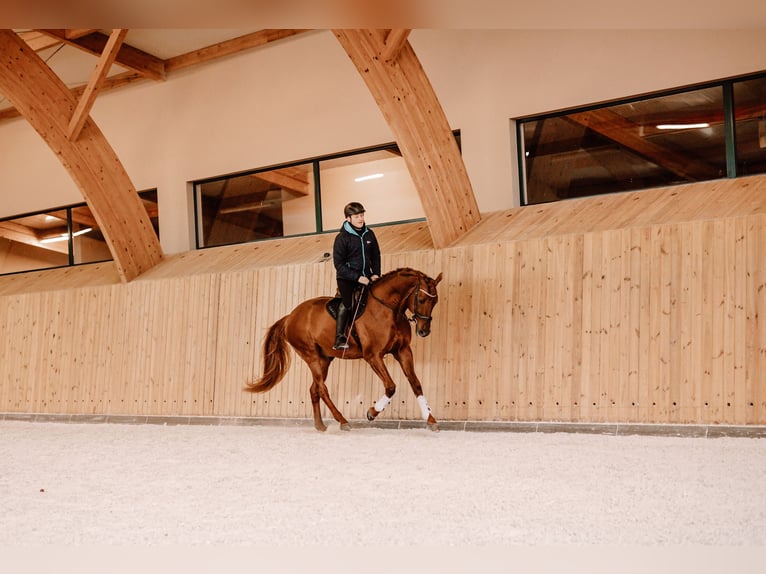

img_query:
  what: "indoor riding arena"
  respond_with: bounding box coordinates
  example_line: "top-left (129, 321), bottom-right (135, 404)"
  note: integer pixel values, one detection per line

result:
top-left (2, 178), bottom-right (765, 558)
top-left (0, 14), bottom-right (765, 572)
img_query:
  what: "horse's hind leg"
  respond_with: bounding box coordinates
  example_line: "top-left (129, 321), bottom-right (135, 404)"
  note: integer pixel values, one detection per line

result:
top-left (306, 356), bottom-right (350, 432)
top-left (309, 380), bottom-right (326, 432)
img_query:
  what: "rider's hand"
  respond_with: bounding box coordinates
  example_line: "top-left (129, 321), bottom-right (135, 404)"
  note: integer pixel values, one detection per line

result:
top-left (370, 275), bottom-right (380, 282)
top-left (358, 276), bottom-right (370, 285)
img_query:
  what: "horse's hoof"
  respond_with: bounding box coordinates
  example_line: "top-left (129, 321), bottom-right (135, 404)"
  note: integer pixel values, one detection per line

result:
top-left (366, 407), bottom-right (377, 422)
top-left (314, 424), bottom-right (327, 433)
top-left (427, 422), bottom-right (440, 433)
top-left (340, 422), bottom-right (352, 431)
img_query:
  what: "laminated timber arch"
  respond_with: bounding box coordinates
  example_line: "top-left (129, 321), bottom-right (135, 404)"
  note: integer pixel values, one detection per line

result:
top-left (0, 29), bottom-right (162, 282)
top-left (334, 29), bottom-right (481, 248)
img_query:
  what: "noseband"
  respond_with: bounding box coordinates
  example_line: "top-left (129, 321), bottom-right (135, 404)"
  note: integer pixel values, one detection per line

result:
top-left (408, 285), bottom-right (437, 324)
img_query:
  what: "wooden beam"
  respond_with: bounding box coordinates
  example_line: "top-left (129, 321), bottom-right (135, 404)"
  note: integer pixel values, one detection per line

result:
top-left (0, 107), bottom-right (20, 122)
top-left (382, 29), bottom-right (411, 62)
top-left (48, 207), bottom-right (99, 228)
top-left (0, 221), bottom-right (69, 254)
top-left (48, 203), bottom-right (155, 228)
top-left (164, 29), bottom-right (308, 73)
top-left (95, 70), bottom-right (147, 91)
top-left (64, 29), bottom-right (99, 40)
top-left (0, 70), bottom-right (147, 124)
top-left (140, 201), bottom-right (159, 219)
top-left (67, 29), bottom-right (128, 141)
top-left (37, 225), bottom-right (71, 241)
top-left (334, 29), bottom-right (480, 248)
top-left (17, 30), bottom-right (61, 51)
top-left (252, 166), bottom-right (310, 196)
top-left (1, 30), bottom-right (312, 124)
top-left (568, 108), bottom-right (720, 180)
top-left (0, 220), bottom-right (40, 243)
top-left (38, 29), bottom-right (166, 81)
top-left (18, 29), bottom-right (100, 51)
top-left (0, 30), bottom-right (163, 282)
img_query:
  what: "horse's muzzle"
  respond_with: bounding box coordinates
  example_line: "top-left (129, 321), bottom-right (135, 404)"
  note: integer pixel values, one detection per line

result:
top-left (410, 313), bottom-right (432, 338)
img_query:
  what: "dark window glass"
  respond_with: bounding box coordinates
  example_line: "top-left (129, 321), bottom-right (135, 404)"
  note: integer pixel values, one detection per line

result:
top-left (195, 163), bottom-right (315, 248)
top-left (733, 76), bottom-right (766, 177)
top-left (0, 189), bottom-right (159, 276)
top-left (521, 86), bottom-right (728, 204)
top-left (67, 204), bottom-right (111, 265)
top-left (0, 210), bottom-right (70, 274)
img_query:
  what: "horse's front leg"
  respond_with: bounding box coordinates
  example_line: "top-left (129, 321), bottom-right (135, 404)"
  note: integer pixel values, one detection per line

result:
top-left (364, 354), bottom-right (398, 423)
top-left (394, 345), bottom-right (439, 432)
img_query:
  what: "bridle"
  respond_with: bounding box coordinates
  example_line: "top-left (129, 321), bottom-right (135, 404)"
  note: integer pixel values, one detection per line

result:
top-left (407, 282), bottom-right (437, 325)
top-left (369, 275), bottom-right (437, 324)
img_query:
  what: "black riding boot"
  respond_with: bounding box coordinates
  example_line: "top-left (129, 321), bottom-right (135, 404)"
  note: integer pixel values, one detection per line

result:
top-left (333, 303), bottom-right (350, 350)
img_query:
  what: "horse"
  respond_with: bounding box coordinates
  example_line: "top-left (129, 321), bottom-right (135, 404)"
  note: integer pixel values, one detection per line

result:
top-left (245, 267), bottom-right (443, 432)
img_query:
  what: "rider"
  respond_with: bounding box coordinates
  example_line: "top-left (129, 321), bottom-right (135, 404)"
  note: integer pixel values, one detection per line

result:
top-left (332, 202), bottom-right (381, 350)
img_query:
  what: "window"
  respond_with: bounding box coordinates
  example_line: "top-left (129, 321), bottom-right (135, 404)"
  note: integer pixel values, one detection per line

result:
top-left (0, 190), bottom-right (159, 276)
top-left (194, 163), bottom-right (315, 247)
top-left (318, 148), bottom-right (423, 231)
top-left (734, 76), bottom-right (766, 176)
top-left (192, 135), bottom-right (459, 249)
top-left (518, 71), bottom-right (766, 205)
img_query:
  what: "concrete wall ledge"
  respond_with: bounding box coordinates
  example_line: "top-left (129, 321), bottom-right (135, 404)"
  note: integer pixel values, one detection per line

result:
top-left (2, 412), bottom-right (765, 439)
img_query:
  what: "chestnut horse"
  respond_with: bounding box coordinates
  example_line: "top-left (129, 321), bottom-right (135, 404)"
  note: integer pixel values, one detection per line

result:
top-left (245, 267), bottom-right (443, 432)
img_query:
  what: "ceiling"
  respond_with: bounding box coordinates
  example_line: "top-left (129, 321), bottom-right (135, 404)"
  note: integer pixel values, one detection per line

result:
top-left (3, 0), bottom-right (766, 29)
top-left (0, 28), bottom-right (308, 259)
top-left (0, 28), bottom-right (310, 117)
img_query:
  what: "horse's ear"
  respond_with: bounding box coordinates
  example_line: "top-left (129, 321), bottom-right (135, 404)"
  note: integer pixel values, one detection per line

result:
top-left (434, 272), bottom-right (443, 285)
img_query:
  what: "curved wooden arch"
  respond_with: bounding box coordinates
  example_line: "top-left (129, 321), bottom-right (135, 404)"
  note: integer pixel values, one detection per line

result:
top-left (334, 29), bottom-right (481, 248)
top-left (0, 29), bottom-right (162, 282)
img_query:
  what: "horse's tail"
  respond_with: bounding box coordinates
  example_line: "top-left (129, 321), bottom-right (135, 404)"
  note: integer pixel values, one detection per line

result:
top-left (244, 316), bottom-right (291, 393)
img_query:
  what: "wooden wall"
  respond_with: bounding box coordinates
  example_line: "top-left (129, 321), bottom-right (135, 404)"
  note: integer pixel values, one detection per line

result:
top-left (1, 179), bottom-right (764, 425)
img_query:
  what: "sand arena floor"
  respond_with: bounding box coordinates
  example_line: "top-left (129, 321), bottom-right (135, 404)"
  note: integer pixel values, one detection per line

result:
top-left (1, 419), bottom-right (764, 572)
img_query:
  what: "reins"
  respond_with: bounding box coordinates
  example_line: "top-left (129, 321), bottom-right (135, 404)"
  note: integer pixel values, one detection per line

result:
top-left (367, 281), bottom-right (401, 312)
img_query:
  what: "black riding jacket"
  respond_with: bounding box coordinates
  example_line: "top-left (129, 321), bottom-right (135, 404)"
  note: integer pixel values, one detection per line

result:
top-left (333, 221), bottom-right (381, 282)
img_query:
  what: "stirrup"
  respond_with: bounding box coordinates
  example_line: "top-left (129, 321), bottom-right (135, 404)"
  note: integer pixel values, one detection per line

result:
top-left (333, 336), bottom-right (350, 350)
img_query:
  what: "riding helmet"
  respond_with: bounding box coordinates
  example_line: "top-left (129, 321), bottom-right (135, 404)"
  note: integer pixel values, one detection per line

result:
top-left (344, 202), bottom-right (366, 217)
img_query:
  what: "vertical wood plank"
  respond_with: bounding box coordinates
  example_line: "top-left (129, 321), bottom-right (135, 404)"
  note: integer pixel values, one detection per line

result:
top-left (606, 230), bottom-right (624, 421)
top-left (746, 216), bottom-right (766, 423)
top-left (637, 227), bottom-right (653, 422)
top-left (699, 222), bottom-right (718, 421)
top-left (732, 218), bottom-right (747, 424)
top-left (508, 242), bottom-right (525, 421)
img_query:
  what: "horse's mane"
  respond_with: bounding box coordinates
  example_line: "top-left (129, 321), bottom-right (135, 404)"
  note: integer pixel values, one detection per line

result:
top-left (376, 267), bottom-right (423, 284)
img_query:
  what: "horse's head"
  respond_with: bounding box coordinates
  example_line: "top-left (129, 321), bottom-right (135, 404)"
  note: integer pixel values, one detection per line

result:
top-left (408, 272), bottom-right (443, 337)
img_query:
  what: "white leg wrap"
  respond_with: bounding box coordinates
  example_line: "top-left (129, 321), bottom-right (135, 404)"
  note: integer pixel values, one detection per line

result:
top-left (374, 395), bottom-right (391, 413)
top-left (417, 395), bottom-right (432, 421)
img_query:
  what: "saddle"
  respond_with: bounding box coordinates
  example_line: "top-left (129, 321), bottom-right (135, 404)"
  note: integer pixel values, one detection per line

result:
top-left (325, 287), bottom-right (369, 320)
